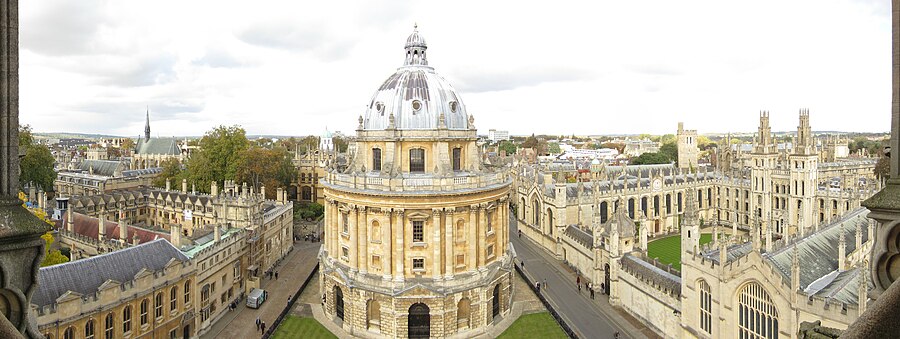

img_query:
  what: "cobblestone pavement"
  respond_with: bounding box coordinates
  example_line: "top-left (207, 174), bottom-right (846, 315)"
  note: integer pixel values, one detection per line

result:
top-left (200, 241), bottom-right (322, 339)
top-left (511, 214), bottom-right (660, 339)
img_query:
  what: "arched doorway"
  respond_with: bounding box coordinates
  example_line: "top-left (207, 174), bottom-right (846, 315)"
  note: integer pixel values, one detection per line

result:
top-left (334, 286), bottom-right (344, 321)
top-left (604, 263), bottom-right (611, 295)
top-left (457, 298), bottom-right (471, 330)
top-left (408, 303), bottom-right (430, 338)
top-left (302, 186), bottom-right (312, 201)
top-left (492, 284), bottom-right (501, 320)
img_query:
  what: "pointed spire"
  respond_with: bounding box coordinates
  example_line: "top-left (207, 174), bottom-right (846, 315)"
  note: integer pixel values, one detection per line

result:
top-left (144, 107), bottom-right (151, 141)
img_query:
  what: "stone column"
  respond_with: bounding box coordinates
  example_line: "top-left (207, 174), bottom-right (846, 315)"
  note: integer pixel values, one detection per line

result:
top-left (331, 201), bottom-right (339, 257)
top-left (394, 209), bottom-right (405, 281)
top-left (359, 206), bottom-right (368, 274)
top-left (349, 205), bottom-right (358, 270)
top-left (444, 209), bottom-right (454, 278)
top-left (468, 206), bottom-right (477, 269)
top-left (324, 198), bottom-right (331, 255)
top-left (432, 208), bottom-right (442, 279)
top-left (382, 210), bottom-right (392, 280)
top-left (478, 203), bottom-right (488, 267)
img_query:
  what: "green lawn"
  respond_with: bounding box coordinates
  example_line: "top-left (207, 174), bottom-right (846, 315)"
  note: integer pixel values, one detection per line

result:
top-left (497, 312), bottom-right (568, 339)
top-left (646, 233), bottom-right (713, 271)
top-left (271, 315), bottom-right (337, 339)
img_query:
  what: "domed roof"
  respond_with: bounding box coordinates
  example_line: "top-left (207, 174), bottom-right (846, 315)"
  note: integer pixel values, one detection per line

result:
top-left (361, 25), bottom-right (469, 131)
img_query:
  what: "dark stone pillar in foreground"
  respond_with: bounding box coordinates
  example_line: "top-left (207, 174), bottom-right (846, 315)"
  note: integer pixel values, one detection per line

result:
top-left (0, 0), bottom-right (51, 338)
top-left (844, 0), bottom-right (900, 337)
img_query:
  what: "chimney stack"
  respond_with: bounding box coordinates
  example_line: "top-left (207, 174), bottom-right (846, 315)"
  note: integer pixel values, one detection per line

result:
top-left (170, 223), bottom-right (182, 248)
top-left (261, 185), bottom-right (266, 200)
top-left (211, 181), bottom-right (218, 196)
top-left (166, 178), bottom-right (171, 191)
top-left (119, 211), bottom-right (128, 242)
top-left (66, 205), bottom-right (74, 233)
top-left (182, 178), bottom-right (188, 193)
top-left (214, 224), bottom-right (221, 243)
top-left (98, 209), bottom-right (107, 242)
top-left (276, 187), bottom-right (284, 204)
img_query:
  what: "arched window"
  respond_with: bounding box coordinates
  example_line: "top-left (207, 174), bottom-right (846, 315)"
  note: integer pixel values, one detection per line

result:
top-left (123, 305), bottom-right (132, 334)
top-left (409, 149), bottom-right (425, 172)
top-left (546, 208), bottom-right (554, 235)
top-left (678, 192), bottom-right (683, 213)
top-left (457, 298), bottom-right (471, 329)
top-left (155, 292), bottom-right (163, 319)
top-left (627, 198), bottom-right (635, 219)
top-left (367, 299), bottom-right (381, 332)
top-left (653, 196), bottom-right (660, 216)
top-left (372, 220), bottom-right (381, 240)
top-left (184, 281), bottom-right (191, 305)
top-left (170, 286), bottom-right (178, 313)
top-left (104, 313), bottom-right (114, 339)
top-left (738, 282), bottom-right (778, 339)
top-left (140, 299), bottom-right (149, 325)
top-left (532, 199), bottom-right (541, 226)
top-left (372, 148), bottom-right (382, 171)
top-left (85, 319), bottom-right (95, 339)
top-left (699, 280), bottom-right (712, 335)
top-left (600, 201), bottom-right (608, 223)
top-left (63, 327), bottom-right (75, 339)
top-left (666, 194), bottom-right (672, 214)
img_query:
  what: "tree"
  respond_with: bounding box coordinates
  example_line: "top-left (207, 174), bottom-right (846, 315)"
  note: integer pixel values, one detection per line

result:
top-left (40, 232), bottom-right (70, 267)
top-left (548, 142), bottom-right (561, 154)
top-left (235, 147), bottom-right (296, 199)
top-left (875, 156), bottom-right (889, 180)
top-left (19, 125), bottom-right (56, 191)
top-left (697, 136), bottom-right (716, 150)
top-left (659, 141), bottom-right (678, 163)
top-left (631, 152), bottom-right (671, 165)
top-left (183, 125), bottom-right (250, 192)
top-left (332, 136), bottom-right (349, 153)
top-left (659, 134), bottom-right (676, 145)
top-left (498, 140), bottom-right (517, 156)
top-left (521, 134), bottom-right (539, 149)
top-left (152, 158), bottom-right (183, 189)
top-left (298, 136), bottom-right (319, 153)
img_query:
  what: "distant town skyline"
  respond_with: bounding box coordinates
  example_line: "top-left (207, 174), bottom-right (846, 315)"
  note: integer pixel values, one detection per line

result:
top-left (19, 0), bottom-right (891, 137)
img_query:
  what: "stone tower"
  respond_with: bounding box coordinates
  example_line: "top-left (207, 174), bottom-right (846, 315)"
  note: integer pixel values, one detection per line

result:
top-left (676, 122), bottom-right (699, 171)
top-left (789, 109), bottom-right (818, 235)
top-left (750, 111), bottom-right (778, 235)
top-left (682, 186), bottom-right (701, 255)
top-left (319, 26), bottom-right (513, 338)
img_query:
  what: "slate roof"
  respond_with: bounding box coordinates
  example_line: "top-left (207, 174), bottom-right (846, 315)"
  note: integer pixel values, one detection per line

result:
top-left (33, 239), bottom-right (189, 307)
top-left (766, 207), bottom-right (869, 291)
top-left (77, 160), bottom-right (127, 177)
top-left (135, 137), bottom-right (181, 156)
top-left (600, 203), bottom-right (636, 237)
top-left (702, 242), bottom-right (753, 264)
top-left (564, 225), bottom-right (593, 248)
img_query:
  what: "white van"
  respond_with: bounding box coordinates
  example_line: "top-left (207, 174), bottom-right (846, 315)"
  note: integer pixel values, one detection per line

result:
top-left (247, 288), bottom-right (267, 309)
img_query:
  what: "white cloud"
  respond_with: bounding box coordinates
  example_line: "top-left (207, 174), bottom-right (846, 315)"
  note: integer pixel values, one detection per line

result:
top-left (18, 0), bottom-right (891, 137)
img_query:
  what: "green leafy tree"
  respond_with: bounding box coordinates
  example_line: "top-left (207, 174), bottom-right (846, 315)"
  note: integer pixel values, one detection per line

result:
top-left (18, 125), bottom-right (56, 191)
top-left (152, 158), bottom-right (184, 188)
top-left (631, 152), bottom-right (671, 165)
top-left (659, 134), bottom-right (676, 145)
top-left (875, 156), bottom-right (889, 179)
top-left (498, 140), bottom-right (517, 156)
top-left (332, 136), bottom-right (349, 153)
top-left (521, 134), bottom-right (539, 149)
top-left (235, 147), bottom-right (296, 199)
top-left (183, 125), bottom-right (250, 192)
top-left (548, 142), bottom-right (561, 154)
top-left (659, 141), bottom-right (679, 163)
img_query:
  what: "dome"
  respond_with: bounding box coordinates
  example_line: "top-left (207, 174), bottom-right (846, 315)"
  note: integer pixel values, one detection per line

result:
top-left (361, 25), bottom-right (470, 131)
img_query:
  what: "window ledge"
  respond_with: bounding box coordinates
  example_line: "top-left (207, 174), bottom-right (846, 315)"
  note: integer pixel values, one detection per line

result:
top-left (371, 240), bottom-right (381, 244)
top-left (411, 242), bottom-right (427, 248)
top-left (412, 268), bottom-right (426, 274)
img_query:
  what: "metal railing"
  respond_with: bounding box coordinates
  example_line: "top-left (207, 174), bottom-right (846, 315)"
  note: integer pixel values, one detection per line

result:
top-left (514, 264), bottom-right (578, 339)
top-left (262, 264), bottom-right (320, 338)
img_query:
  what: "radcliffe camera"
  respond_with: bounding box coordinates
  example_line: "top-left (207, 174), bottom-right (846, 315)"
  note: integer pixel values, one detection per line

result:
top-left (3, 1), bottom-right (900, 339)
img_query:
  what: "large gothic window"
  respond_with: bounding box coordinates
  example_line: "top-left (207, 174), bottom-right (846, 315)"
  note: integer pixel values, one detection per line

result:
top-left (699, 280), bottom-right (712, 335)
top-left (409, 149), bottom-right (425, 172)
top-left (738, 282), bottom-right (778, 339)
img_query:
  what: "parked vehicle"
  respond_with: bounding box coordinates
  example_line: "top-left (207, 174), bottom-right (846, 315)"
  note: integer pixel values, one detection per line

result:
top-left (247, 288), bottom-right (267, 309)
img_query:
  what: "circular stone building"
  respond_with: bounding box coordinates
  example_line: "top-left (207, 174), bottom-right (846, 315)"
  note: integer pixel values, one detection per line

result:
top-left (319, 26), bottom-right (514, 338)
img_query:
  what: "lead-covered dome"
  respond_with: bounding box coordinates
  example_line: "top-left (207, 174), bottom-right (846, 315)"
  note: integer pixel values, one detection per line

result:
top-left (362, 25), bottom-right (469, 131)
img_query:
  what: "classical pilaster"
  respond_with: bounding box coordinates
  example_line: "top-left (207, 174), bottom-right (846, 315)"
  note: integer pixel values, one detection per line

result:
top-left (478, 203), bottom-right (488, 267)
top-left (349, 204), bottom-right (358, 270)
top-left (444, 209), bottom-right (454, 279)
top-left (359, 206), bottom-right (368, 274)
top-left (432, 208), bottom-right (442, 279)
top-left (468, 206), bottom-right (477, 268)
top-left (382, 210), bottom-right (392, 280)
top-left (394, 209), bottom-right (405, 281)
top-left (324, 198), bottom-right (331, 255)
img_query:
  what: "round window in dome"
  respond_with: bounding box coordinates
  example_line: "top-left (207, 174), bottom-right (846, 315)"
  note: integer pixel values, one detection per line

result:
top-left (449, 101), bottom-right (458, 113)
top-left (412, 100), bottom-right (422, 111)
top-left (375, 102), bottom-right (385, 115)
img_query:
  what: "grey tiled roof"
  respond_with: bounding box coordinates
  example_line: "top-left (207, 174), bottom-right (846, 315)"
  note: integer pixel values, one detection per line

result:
top-left (77, 160), bottom-right (126, 177)
top-left (135, 137), bottom-right (181, 156)
top-left (564, 225), bottom-right (593, 248)
top-left (33, 239), bottom-right (189, 307)
top-left (620, 254), bottom-right (682, 296)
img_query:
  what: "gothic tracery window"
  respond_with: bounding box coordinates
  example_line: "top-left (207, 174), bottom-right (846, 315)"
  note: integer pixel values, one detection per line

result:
top-left (699, 280), bottom-right (712, 334)
top-left (738, 282), bottom-right (778, 339)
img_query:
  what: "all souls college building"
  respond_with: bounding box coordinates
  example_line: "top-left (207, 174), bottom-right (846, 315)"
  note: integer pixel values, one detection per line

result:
top-left (516, 112), bottom-right (880, 338)
top-left (319, 27), bottom-right (515, 338)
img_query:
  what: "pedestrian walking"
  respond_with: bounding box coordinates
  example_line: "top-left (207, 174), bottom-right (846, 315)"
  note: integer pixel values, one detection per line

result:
top-left (261, 322), bottom-right (266, 334)
top-left (256, 317), bottom-right (261, 331)
top-left (518, 229), bottom-right (521, 238)
top-left (601, 282), bottom-right (606, 295)
top-left (577, 276), bottom-right (581, 291)
top-left (536, 282), bottom-right (541, 291)
top-left (543, 278), bottom-right (548, 290)
top-left (589, 283), bottom-right (595, 299)
top-left (275, 271), bottom-right (279, 280)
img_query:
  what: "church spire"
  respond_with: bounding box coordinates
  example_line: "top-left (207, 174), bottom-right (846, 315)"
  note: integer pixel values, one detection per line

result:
top-left (144, 107), bottom-right (151, 141)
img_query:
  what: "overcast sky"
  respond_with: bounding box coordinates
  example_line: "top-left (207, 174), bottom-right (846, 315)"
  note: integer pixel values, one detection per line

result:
top-left (18, 0), bottom-right (891, 137)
